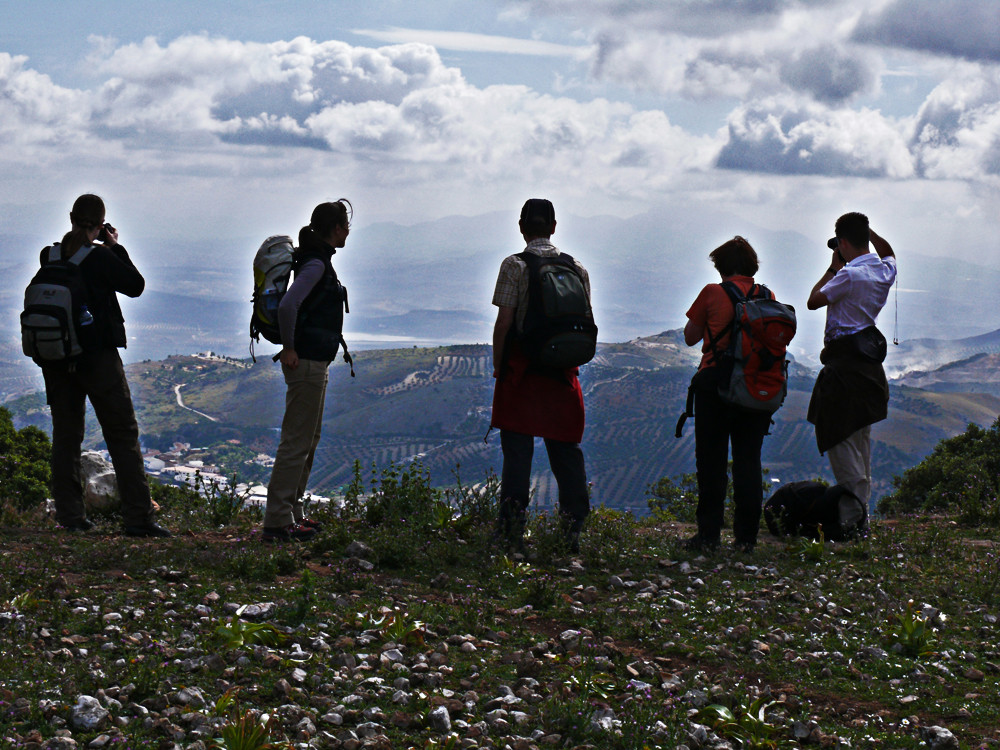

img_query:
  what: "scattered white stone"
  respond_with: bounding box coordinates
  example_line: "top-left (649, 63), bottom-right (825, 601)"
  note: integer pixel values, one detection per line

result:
top-left (429, 705), bottom-right (452, 733)
top-left (71, 695), bottom-right (109, 731)
top-left (589, 707), bottom-right (618, 732)
top-left (920, 725), bottom-right (960, 750)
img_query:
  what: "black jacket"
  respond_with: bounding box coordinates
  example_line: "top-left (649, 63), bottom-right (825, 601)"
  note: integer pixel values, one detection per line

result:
top-left (292, 228), bottom-right (347, 362)
top-left (807, 332), bottom-right (889, 453)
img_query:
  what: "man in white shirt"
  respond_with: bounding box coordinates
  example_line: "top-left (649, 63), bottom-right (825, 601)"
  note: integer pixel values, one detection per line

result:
top-left (806, 212), bottom-right (897, 507)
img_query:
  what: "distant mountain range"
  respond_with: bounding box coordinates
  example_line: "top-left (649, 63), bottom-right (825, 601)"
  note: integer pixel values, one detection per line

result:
top-left (884, 329), bottom-right (1000, 378)
top-left (4, 203), bottom-right (1000, 371)
top-left (3, 204), bottom-right (1000, 509)
top-left (7, 332), bottom-right (999, 514)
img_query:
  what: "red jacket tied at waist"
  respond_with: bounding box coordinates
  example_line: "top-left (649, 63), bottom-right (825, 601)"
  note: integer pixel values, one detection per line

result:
top-left (490, 344), bottom-right (585, 443)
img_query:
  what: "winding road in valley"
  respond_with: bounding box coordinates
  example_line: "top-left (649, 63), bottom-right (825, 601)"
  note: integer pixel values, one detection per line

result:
top-left (173, 384), bottom-right (218, 422)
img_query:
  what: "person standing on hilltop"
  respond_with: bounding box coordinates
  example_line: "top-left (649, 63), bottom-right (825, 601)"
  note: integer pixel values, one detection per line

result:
top-left (682, 237), bottom-right (779, 554)
top-left (34, 194), bottom-right (170, 537)
top-left (490, 198), bottom-right (594, 553)
top-left (262, 200), bottom-right (352, 543)
top-left (807, 212), bottom-right (896, 508)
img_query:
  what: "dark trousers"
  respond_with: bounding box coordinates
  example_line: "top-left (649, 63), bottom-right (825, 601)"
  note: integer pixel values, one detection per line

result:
top-left (694, 382), bottom-right (771, 544)
top-left (43, 348), bottom-right (154, 527)
top-left (499, 430), bottom-right (589, 522)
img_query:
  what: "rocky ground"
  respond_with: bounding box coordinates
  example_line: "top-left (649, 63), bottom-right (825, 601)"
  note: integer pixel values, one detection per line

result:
top-left (1, 478), bottom-right (999, 749)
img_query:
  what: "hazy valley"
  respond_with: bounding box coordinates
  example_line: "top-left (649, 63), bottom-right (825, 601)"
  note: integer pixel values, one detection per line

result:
top-left (6, 329), bottom-right (1000, 514)
top-left (3, 206), bottom-right (1000, 512)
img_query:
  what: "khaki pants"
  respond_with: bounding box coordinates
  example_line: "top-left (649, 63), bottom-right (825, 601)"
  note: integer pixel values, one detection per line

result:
top-left (263, 358), bottom-right (329, 528)
top-left (827, 425), bottom-right (872, 507)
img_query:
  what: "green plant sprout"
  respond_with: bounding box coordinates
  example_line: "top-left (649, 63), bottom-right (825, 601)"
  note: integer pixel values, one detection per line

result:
top-left (214, 606), bottom-right (288, 649)
top-left (209, 705), bottom-right (291, 750)
top-left (697, 694), bottom-right (790, 749)
top-left (888, 599), bottom-right (940, 658)
top-left (796, 526), bottom-right (826, 560)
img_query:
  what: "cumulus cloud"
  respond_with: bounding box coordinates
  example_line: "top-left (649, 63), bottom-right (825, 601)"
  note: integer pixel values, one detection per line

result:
top-left (853, 0), bottom-right (1000, 62)
top-left (911, 66), bottom-right (1000, 180)
top-left (716, 99), bottom-right (915, 177)
top-left (778, 44), bottom-right (880, 104)
top-left (512, 0), bottom-right (882, 105)
top-left (0, 53), bottom-right (91, 152)
top-left (0, 34), bottom-right (717, 209)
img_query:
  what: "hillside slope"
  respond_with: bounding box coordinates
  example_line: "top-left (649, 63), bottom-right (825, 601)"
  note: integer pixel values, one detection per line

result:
top-left (8, 334), bottom-right (1000, 512)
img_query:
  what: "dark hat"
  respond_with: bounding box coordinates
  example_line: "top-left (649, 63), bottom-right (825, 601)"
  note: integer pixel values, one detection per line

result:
top-left (520, 198), bottom-right (555, 225)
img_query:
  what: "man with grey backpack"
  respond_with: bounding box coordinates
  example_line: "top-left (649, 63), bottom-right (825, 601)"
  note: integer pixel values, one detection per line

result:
top-left (21, 193), bottom-right (170, 537)
top-left (489, 198), bottom-right (597, 553)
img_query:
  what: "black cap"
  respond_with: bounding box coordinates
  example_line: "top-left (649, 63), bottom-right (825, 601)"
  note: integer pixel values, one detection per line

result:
top-left (520, 198), bottom-right (555, 225)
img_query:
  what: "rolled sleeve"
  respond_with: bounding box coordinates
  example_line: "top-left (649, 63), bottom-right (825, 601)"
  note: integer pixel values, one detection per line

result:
top-left (492, 256), bottom-right (522, 308)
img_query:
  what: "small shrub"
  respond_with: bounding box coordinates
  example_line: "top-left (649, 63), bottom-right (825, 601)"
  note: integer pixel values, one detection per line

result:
top-left (0, 407), bottom-right (51, 512)
top-left (879, 419), bottom-right (1000, 525)
top-left (646, 471), bottom-right (698, 522)
top-left (647, 465), bottom-right (771, 525)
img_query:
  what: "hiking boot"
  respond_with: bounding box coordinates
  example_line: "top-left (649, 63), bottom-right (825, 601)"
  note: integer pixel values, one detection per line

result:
top-left (684, 534), bottom-right (719, 553)
top-left (298, 518), bottom-right (323, 531)
top-left (61, 519), bottom-right (95, 533)
top-left (493, 497), bottom-right (527, 552)
top-left (561, 515), bottom-right (586, 554)
top-left (262, 522), bottom-right (316, 543)
top-left (733, 539), bottom-right (756, 554)
top-left (124, 522), bottom-right (172, 538)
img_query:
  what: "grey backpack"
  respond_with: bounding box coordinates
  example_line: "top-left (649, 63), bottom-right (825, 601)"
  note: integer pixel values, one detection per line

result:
top-left (21, 245), bottom-right (95, 365)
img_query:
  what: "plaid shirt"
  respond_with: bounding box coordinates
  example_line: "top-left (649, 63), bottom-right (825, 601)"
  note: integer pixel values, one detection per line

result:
top-left (492, 238), bottom-right (591, 330)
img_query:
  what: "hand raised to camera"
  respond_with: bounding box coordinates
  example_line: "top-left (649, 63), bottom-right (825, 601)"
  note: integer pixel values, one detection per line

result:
top-left (830, 249), bottom-right (845, 271)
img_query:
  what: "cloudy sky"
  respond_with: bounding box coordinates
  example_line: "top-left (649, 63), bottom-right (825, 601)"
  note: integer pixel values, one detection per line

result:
top-left (2, 0), bottom-right (998, 292)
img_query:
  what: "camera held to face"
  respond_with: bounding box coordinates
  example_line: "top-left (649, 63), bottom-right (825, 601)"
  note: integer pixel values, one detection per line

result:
top-left (96, 222), bottom-right (114, 243)
top-left (827, 237), bottom-right (839, 250)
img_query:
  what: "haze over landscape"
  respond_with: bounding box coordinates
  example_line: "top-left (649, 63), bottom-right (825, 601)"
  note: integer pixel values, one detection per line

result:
top-left (2, 0), bottom-right (999, 507)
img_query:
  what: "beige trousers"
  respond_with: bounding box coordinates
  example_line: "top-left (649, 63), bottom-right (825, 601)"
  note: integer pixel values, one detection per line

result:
top-left (826, 425), bottom-right (872, 507)
top-left (263, 358), bottom-right (329, 528)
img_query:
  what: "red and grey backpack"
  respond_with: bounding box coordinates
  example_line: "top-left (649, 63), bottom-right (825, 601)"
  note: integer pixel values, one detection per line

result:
top-left (676, 281), bottom-right (796, 436)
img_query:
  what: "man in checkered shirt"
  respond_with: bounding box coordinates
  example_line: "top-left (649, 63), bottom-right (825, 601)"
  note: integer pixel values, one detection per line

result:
top-left (490, 199), bottom-right (591, 553)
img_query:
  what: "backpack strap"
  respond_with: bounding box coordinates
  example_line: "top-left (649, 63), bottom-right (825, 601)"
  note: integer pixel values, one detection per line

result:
top-left (46, 244), bottom-right (93, 266)
top-left (674, 379), bottom-right (696, 438)
top-left (703, 281), bottom-right (744, 367)
top-left (704, 281), bottom-right (774, 366)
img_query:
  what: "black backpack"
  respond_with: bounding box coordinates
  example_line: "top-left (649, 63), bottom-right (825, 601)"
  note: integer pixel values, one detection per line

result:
top-left (763, 481), bottom-right (868, 542)
top-left (517, 251), bottom-right (597, 369)
top-left (21, 244), bottom-right (96, 366)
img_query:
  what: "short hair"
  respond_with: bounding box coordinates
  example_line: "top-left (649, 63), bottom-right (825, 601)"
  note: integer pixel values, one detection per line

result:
top-left (835, 212), bottom-right (869, 250)
top-left (709, 236), bottom-right (759, 277)
top-left (310, 199), bottom-right (353, 236)
top-left (519, 198), bottom-right (556, 238)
